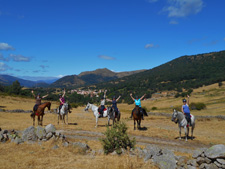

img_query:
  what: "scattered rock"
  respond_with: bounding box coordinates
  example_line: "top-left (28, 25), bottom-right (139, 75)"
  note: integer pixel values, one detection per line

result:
top-left (52, 145), bottom-right (59, 150)
top-left (71, 142), bottom-right (90, 151)
top-left (46, 132), bottom-right (53, 140)
top-left (22, 126), bottom-right (37, 141)
top-left (205, 144), bottom-right (225, 159)
top-left (36, 126), bottom-right (46, 140)
top-left (45, 124), bottom-right (56, 134)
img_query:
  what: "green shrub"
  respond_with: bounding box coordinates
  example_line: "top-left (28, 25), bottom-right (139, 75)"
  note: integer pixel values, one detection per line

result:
top-left (100, 122), bottom-right (136, 155)
top-left (190, 102), bottom-right (206, 110)
top-left (70, 103), bottom-right (79, 108)
top-left (151, 107), bottom-right (157, 110)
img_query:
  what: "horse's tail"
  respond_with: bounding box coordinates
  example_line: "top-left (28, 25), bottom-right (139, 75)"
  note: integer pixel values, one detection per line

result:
top-left (30, 112), bottom-right (35, 118)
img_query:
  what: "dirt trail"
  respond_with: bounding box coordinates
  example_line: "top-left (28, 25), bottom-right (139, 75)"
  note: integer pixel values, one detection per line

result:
top-left (57, 129), bottom-right (209, 154)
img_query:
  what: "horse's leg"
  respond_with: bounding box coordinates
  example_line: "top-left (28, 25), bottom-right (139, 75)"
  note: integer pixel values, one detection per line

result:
top-left (191, 125), bottom-right (194, 140)
top-left (33, 116), bottom-right (35, 126)
top-left (139, 119), bottom-right (141, 129)
top-left (179, 126), bottom-right (181, 140)
top-left (66, 113), bottom-right (68, 125)
top-left (41, 115), bottom-right (43, 126)
top-left (95, 116), bottom-right (98, 128)
top-left (57, 114), bottom-right (59, 125)
top-left (185, 127), bottom-right (187, 141)
top-left (38, 116), bottom-right (40, 126)
top-left (108, 115), bottom-right (110, 126)
top-left (134, 120), bottom-right (136, 130)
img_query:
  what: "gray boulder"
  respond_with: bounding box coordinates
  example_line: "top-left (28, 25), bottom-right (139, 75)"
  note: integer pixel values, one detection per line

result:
top-left (45, 124), bottom-right (56, 134)
top-left (14, 137), bottom-right (24, 144)
top-left (192, 148), bottom-right (207, 159)
top-left (22, 126), bottom-right (37, 141)
top-left (187, 159), bottom-right (198, 167)
top-left (71, 142), bottom-right (90, 151)
top-left (204, 163), bottom-right (219, 169)
top-left (35, 126), bottom-right (46, 140)
top-left (152, 148), bottom-right (176, 169)
top-left (205, 144), bottom-right (225, 159)
top-left (216, 158), bottom-right (225, 165)
top-left (46, 132), bottom-right (53, 140)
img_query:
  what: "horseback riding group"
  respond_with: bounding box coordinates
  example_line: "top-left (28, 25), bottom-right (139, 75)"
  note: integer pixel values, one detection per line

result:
top-left (31, 88), bottom-right (195, 140)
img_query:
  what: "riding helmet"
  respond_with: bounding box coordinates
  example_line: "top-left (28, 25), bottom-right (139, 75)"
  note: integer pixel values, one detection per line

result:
top-left (183, 99), bottom-right (187, 102)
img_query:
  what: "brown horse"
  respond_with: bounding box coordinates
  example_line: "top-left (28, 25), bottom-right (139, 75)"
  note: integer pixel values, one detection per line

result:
top-left (132, 106), bottom-right (142, 130)
top-left (31, 102), bottom-right (51, 126)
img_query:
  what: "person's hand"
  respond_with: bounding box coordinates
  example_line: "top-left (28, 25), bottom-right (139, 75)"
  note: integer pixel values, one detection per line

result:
top-left (187, 95), bottom-right (189, 98)
top-left (130, 93), bottom-right (132, 96)
top-left (31, 90), bottom-right (34, 93)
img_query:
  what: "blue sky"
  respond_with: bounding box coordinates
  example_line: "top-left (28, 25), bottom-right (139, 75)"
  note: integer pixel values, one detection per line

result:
top-left (0, 0), bottom-right (225, 80)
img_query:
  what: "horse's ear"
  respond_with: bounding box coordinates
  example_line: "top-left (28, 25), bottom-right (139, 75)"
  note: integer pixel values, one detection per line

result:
top-left (173, 109), bottom-right (176, 112)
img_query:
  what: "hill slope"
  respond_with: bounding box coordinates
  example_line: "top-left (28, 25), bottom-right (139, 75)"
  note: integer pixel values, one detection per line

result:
top-left (51, 68), bottom-right (146, 88)
top-left (93, 50), bottom-right (225, 98)
top-left (0, 75), bottom-right (48, 87)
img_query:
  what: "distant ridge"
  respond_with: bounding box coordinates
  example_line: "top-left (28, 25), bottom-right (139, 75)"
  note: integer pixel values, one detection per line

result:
top-left (51, 68), bottom-right (146, 88)
top-left (0, 75), bottom-right (48, 87)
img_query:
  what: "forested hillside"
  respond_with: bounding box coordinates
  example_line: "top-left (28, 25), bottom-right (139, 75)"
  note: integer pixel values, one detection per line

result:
top-left (93, 50), bottom-right (225, 102)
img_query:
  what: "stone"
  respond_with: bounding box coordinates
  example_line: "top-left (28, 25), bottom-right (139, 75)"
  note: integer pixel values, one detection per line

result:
top-left (62, 142), bottom-right (69, 147)
top-left (205, 144), bottom-right (225, 159)
top-left (144, 154), bottom-right (152, 162)
top-left (35, 126), bottom-right (46, 139)
top-left (52, 145), bottom-right (59, 150)
top-left (216, 158), bottom-right (225, 165)
top-left (14, 137), bottom-right (24, 144)
top-left (214, 161), bottom-right (222, 168)
top-left (45, 124), bottom-right (56, 134)
top-left (111, 151), bottom-right (117, 155)
top-left (199, 163), bottom-right (206, 169)
top-left (146, 145), bottom-right (161, 158)
top-left (204, 163), bottom-right (219, 169)
top-left (72, 142), bottom-right (90, 151)
top-left (187, 159), bottom-right (198, 167)
top-left (177, 156), bottom-right (189, 167)
top-left (55, 131), bottom-right (61, 137)
top-left (46, 132), bottom-right (53, 140)
top-left (197, 157), bottom-right (207, 165)
top-left (192, 148), bottom-right (207, 159)
top-left (187, 165), bottom-right (197, 169)
top-left (153, 154), bottom-right (176, 169)
top-left (22, 126), bottom-right (38, 141)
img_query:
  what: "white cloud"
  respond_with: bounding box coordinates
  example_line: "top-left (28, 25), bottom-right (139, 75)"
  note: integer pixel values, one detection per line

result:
top-left (164, 0), bottom-right (203, 18)
top-left (0, 43), bottom-right (15, 50)
top-left (57, 75), bottom-right (65, 78)
top-left (9, 54), bottom-right (31, 62)
top-left (0, 53), bottom-right (10, 61)
top-left (0, 62), bottom-right (10, 71)
top-left (98, 55), bottom-right (116, 60)
top-left (145, 43), bottom-right (159, 49)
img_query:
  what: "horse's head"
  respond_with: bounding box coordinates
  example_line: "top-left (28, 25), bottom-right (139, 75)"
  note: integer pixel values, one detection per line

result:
top-left (63, 103), bottom-right (68, 110)
top-left (47, 102), bottom-right (51, 111)
top-left (84, 103), bottom-right (90, 111)
top-left (171, 109), bottom-right (178, 122)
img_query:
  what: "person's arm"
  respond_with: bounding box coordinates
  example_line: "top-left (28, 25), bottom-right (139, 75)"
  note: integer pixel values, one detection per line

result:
top-left (181, 105), bottom-right (184, 114)
top-left (130, 93), bottom-right (135, 101)
top-left (187, 95), bottom-right (190, 105)
top-left (31, 90), bottom-right (36, 98)
top-left (59, 98), bottom-right (64, 105)
top-left (62, 89), bottom-right (66, 98)
top-left (140, 94), bottom-right (146, 100)
top-left (116, 95), bottom-right (121, 102)
top-left (42, 94), bottom-right (48, 99)
top-left (106, 99), bottom-right (112, 102)
top-left (104, 90), bottom-right (107, 99)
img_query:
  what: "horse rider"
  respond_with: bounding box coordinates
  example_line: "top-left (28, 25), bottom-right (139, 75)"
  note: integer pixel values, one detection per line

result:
top-left (58, 89), bottom-right (70, 114)
top-left (106, 95), bottom-right (121, 115)
top-left (182, 95), bottom-right (191, 126)
top-left (130, 93), bottom-right (146, 120)
top-left (31, 90), bottom-right (48, 116)
top-left (99, 90), bottom-right (107, 117)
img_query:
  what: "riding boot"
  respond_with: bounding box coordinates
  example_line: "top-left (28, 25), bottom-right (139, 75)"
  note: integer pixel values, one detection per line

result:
top-left (142, 115), bottom-right (144, 120)
top-left (30, 112), bottom-right (35, 117)
top-left (130, 112), bottom-right (133, 118)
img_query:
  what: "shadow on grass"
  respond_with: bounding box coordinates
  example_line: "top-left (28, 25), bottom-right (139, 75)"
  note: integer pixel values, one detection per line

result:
top-left (68, 123), bottom-right (78, 125)
top-left (175, 136), bottom-right (196, 140)
top-left (138, 126), bottom-right (148, 131)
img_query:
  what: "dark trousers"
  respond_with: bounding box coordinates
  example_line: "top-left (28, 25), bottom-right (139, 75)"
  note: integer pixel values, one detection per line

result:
top-left (185, 113), bottom-right (191, 125)
top-left (33, 104), bottom-right (40, 112)
top-left (100, 105), bottom-right (105, 114)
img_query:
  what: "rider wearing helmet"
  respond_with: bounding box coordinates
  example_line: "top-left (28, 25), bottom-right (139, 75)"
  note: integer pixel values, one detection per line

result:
top-left (31, 90), bottom-right (48, 116)
top-left (106, 95), bottom-right (121, 115)
top-left (58, 89), bottom-right (66, 114)
top-left (99, 90), bottom-right (107, 117)
top-left (130, 93), bottom-right (146, 120)
top-left (181, 95), bottom-right (191, 126)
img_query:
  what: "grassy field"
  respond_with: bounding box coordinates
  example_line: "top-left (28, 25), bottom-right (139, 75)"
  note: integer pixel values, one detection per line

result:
top-left (0, 83), bottom-right (225, 169)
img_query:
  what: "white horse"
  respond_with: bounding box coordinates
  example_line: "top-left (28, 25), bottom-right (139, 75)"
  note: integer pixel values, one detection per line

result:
top-left (107, 106), bottom-right (121, 126)
top-left (171, 109), bottom-right (195, 141)
top-left (58, 103), bottom-right (69, 125)
top-left (84, 103), bottom-right (113, 128)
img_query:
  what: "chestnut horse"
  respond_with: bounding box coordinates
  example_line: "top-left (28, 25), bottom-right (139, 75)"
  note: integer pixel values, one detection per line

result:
top-left (31, 102), bottom-right (51, 126)
top-left (132, 106), bottom-right (142, 130)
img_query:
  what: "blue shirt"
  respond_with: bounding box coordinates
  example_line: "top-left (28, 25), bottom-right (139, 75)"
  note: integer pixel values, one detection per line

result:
top-left (183, 104), bottom-right (190, 114)
top-left (135, 99), bottom-right (141, 107)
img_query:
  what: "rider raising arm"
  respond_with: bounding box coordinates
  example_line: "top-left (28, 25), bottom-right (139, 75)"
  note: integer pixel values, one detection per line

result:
top-left (130, 93), bottom-right (146, 119)
top-left (106, 95), bottom-right (121, 115)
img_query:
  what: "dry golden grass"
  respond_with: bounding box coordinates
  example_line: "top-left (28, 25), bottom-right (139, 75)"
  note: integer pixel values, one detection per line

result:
top-left (0, 83), bottom-right (225, 169)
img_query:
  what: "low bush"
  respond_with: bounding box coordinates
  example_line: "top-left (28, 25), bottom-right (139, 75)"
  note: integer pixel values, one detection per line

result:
top-left (151, 107), bottom-right (157, 110)
top-left (190, 102), bottom-right (206, 110)
top-left (100, 122), bottom-right (136, 154)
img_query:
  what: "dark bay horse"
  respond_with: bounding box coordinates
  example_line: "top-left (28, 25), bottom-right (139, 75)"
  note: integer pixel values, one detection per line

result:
top-left (132, 106), bottom-right (142, 130)
top-left (31, 102), bottom-right (51, 126)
